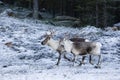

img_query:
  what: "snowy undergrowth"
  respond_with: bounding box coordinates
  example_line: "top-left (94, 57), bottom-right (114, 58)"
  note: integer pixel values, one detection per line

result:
top-left (0, 16), bottom-right (120, 80)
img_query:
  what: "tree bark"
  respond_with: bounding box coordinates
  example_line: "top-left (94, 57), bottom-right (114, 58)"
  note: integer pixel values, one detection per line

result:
top-left (103, 0), bottom-right (107, 27)
top-left (28, 0), bottom-right (32, 9)
top-left (33, 0), bottom-right (39, 19)
top-left (96, 0), bottom-right (99, 27)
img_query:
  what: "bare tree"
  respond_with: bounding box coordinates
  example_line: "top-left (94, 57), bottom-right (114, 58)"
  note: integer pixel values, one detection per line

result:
top-left (103, 0), bottom-right (107, 27)
top-left (28, 0), bottom-right (32, 9)
top-left (96, 0), bottom-right (99, 27)
top-left (33, 0), bottom-right (39, 19)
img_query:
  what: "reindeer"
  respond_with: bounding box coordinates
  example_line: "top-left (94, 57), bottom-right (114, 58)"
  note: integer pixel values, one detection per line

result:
top-left (41, 31), bottom-right (66, 65)
top-left (62, 33), bottom-right (94, 65)
top-left (41, 31), bottom-right (90, 65)
top-left (61, 38), bottom-right (102, 68)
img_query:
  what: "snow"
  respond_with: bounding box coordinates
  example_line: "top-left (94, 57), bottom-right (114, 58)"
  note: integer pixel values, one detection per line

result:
top-left (114, 22), bottom-right (120, 27)
top-left (0, 15), bottom-right (120, 80)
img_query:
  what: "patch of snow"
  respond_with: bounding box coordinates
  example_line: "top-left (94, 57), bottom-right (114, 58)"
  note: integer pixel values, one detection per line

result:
top-left (114, 22), bottom-right (120, 27)
top-left (0, 15), bottom-right (120, 80)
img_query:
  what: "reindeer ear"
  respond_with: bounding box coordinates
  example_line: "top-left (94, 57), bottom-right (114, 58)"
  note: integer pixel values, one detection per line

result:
top-left (74, 33), bottom-right (79, 38)
top-left (59, 37), bottom-right (63, 42)
top-left (50, 29), bottom-right (56, 35)
top-left (46, 29), bottom-right (55, 35)
top-left (46, 31), bottom-right (51, 35)
top-left (64, 32), bottom-right (70, 39)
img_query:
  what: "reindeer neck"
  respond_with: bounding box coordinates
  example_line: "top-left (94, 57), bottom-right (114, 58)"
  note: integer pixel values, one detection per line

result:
top-left (47, 39), bottom-right (59, 50)
top-left (64, 40), bottom-right (73, 53)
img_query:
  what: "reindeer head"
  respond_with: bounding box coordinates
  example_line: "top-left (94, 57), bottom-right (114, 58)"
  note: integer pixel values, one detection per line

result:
top-left (58, 33), bottom-right (73, 53)
top-left (41, 31), bottom-right (55, 45)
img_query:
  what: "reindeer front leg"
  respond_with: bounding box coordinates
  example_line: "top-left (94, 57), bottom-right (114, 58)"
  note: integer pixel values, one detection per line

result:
top-left (64, 53), bottom-right (72, 61)
top-left (64, 53), bottom-right (76, 66)
top-left (56, 52), bottom-right (62, 65)
top-left (72, 54), bottom-right (76, 66)
top-left (63, 52), bottom-right (76, 62)
top-left (71, 53), bottom-right (76, 62)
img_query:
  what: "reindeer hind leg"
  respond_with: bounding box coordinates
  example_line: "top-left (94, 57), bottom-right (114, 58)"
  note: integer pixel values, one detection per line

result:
top-left (79, 56), bottom-right (86, 66)
top-left (89, 55), bottom-right (94, 65)
top-left (94, 55), bottom-right (101, 68)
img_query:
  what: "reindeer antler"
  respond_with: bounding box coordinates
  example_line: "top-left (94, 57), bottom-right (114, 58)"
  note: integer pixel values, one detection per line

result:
top-left (64, 32), bottom-right (70, 39)
top-left (45, 29), bottom-right (56, 38)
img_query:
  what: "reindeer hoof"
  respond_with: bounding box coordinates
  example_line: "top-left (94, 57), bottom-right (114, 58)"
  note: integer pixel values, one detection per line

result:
top-left (78, 63), bottom-right (83, 66)
top-left (90, 62), bottom-right (94, 65)
top-left (55, 63), bottom-right (59, 66)
top-left (82, 62), bottom-right (85, 65)
top-left (79, 64), bottom-right (82, 66)
top-left (71, 59), bottom-right (75, 62)
top-left (94, 65), bottom-right (101, 69)
top-left (78, 61), bottom-right (85, 66)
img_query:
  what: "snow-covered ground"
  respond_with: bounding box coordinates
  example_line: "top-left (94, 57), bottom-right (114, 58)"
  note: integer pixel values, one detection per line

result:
top-left (0, 15), bottom-right (120, 80)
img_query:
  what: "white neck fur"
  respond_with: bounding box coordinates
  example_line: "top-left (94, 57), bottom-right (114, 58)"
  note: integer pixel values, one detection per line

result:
top-left (63, 39), bottom-right (73, 53)
top-left (47, 38), bottom-right (59, 50)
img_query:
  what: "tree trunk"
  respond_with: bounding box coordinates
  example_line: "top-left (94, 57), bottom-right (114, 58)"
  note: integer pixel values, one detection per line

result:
top-left (29, 0), bottom-right (32, 9)
top-left (103, 0), bottom-right (107, 27)
top-left (96, 0), bottom-right (99, 27)
top-left (50, 0), bottom-right (55, 18)
top-left (33, 0), bottom-right (39, 19)
top-left (60, 0), bottom-right (63, 15)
